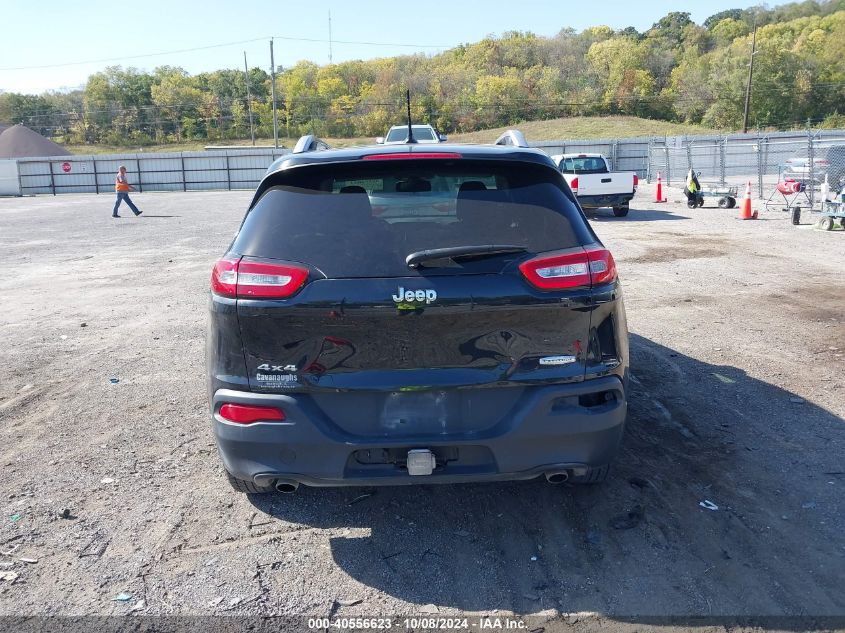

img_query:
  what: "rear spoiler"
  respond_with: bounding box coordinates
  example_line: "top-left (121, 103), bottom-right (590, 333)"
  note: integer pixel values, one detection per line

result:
top-left (494, 129), bottom-right (529, 148)
top-left (292, 135), bottom-right (331, 154)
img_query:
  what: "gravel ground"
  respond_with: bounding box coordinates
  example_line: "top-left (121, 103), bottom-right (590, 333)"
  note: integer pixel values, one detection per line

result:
top-left (0, 185), bottom-right (843, 626)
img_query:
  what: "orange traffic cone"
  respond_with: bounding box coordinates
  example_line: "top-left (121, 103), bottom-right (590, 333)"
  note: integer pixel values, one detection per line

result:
top-left (655, 172), bottom-right (666, 203)
top-left (738, 180), bottom-right (755, 220)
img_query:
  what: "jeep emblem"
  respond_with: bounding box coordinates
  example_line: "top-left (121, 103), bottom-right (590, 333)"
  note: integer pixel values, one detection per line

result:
top-left (392, 286), bottom-right (437, 304)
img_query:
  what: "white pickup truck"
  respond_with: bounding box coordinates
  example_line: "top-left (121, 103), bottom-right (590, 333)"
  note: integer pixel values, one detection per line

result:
top-left (550, 153), bottom-right (638, 217)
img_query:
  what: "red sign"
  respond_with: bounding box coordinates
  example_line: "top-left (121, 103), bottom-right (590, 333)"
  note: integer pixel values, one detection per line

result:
top-left (61, 162), bottom-right (71, 173)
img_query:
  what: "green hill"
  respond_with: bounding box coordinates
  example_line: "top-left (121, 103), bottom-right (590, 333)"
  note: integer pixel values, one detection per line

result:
top-left (65, 116), bottom-right (721, 154)
top-left (450, 116), bottom-right (717, 143)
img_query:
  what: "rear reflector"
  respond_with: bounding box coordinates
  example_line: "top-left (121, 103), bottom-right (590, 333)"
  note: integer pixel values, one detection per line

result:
top-left (219, 403), bottom-right (285, 424)
top-left (211, 256), bottom-right (309, 299)
top-left (519, 247), bottom-right (617, 290)
top-left (363, 152), bottom-right (463, 160)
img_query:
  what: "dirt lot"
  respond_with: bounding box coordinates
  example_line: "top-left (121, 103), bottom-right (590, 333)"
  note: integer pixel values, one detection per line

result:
top-left (0, 185), bottom-right (843, 627)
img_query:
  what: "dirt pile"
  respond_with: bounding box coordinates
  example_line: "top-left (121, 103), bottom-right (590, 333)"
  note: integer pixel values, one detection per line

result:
top-left (0, 124), bottom-right (71, 158)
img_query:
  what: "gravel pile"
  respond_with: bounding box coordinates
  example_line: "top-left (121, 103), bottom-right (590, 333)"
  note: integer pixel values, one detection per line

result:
top-left (0, 124), bottom-right (71, 158)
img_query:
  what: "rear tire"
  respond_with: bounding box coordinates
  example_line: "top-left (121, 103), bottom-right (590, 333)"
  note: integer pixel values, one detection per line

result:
top-left (819, 217), bottom-right (834, 231)
top-left (225, 471), bottom-right (275, 494)
top-left (571, 464), bottom-right (610, 485)
top-left (612, 205), bottom-right (629, 217)
top-left (718, 197), bottom-right (729, 208)
top-left (727, 197), bottom-right (737, 208)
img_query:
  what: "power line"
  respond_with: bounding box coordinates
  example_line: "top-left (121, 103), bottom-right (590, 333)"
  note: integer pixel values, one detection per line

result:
top-left (0, 34), bottom-right (452, 73)
top-left (0, 37), bottom-right (270, 71)
top-left (271, 34), bottom-right (450, 49)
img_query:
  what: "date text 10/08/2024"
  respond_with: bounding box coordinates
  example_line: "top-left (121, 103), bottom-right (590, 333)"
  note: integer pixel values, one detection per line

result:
top-left (307, 617), bottom-right (529, 630)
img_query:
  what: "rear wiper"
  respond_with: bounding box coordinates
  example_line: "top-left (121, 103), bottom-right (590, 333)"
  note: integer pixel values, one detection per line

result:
top-left (406, 245), bottom-right (527, 269)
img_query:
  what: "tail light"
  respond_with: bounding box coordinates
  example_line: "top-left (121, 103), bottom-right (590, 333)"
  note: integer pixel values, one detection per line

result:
top-left (633, 174), bottom-right (639, 187)
top-left (519, 247), bottom-right (617, 290)
top-left (219, 403), bottom-right (285, 424)
top-left (211, 255), bottom-right (239, 297)
top-left (210, 256), bottom-right (309, 299)
top-left (570, 177), bottom-right (579, 192)
top-left (237, 259), bottom-right (309, 298)
top-left (583, 245), bottom-right (617, 286)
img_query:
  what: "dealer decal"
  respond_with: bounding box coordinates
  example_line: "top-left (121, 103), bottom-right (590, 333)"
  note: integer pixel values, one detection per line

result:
top-left (255, 363), bottom-right (300, 388)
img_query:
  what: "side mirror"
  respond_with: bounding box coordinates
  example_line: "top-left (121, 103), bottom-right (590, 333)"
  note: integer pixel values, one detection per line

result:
top-left (439, 134), bottom-right (448, 142)
top-left (375, 137), bottom-right (384, 144)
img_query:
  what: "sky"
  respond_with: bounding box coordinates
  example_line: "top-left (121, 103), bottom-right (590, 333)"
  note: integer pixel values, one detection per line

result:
top-left (1, 0), bottom-right (783, 95)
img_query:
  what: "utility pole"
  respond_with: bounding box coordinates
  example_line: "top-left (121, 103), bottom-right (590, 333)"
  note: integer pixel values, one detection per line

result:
top-left (328, 10), bottom-right (333, 64)
top-left (742, 24), bottom-right (757, 134)
top-left (243, 51), bottom-right (255, 146)
top-left (270, 38), bottom-right (279, 148)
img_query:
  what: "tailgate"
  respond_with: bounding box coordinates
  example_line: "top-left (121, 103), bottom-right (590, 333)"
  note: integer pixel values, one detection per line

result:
top-left (576, 173), bottom-right (633, 196)
top-left (236, 274), bottom-right (593, 436)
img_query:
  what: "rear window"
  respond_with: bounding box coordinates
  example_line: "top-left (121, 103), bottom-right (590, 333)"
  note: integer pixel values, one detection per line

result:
top-left (386, 126), bottom-right (436, 142)
top-left (233, 160), bottom-right (593, 278)
top-left (559, 156), bottom-right (608, 174)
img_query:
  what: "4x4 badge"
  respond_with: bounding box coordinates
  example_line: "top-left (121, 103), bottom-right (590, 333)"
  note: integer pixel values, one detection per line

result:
top-left (392, 287), bottom-right (437, 304)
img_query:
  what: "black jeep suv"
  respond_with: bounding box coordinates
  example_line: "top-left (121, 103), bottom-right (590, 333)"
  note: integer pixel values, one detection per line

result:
top-left (207, 133), bottom-right (629, 493)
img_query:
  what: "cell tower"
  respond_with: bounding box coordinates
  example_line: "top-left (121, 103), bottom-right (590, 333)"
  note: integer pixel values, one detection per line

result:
top-left (328, 10), bottom-right (333, 64)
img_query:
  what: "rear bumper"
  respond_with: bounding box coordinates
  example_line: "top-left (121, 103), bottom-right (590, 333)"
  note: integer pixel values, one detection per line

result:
top-left (212, 376), bottom-right (626, 487)
top-left (577, 193), bottom-right (635, 209)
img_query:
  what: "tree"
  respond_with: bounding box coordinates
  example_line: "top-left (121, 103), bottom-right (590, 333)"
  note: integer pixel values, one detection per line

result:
top-left (586, 38), bottom-right (656, 115)
top-left (704, 9), bottom-right (743, 30)
top-left (150, 67), bottom-right (202, 141)
top-left (711, 18), bottom-right (750, 47)
top-left (649, 12), bottom-right (693, 43)
top-left (5, 1), bottom-right (845, 145)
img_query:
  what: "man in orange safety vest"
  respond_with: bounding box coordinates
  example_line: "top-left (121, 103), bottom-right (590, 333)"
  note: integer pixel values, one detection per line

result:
top-left (112, 165), bottom-right (142, 218)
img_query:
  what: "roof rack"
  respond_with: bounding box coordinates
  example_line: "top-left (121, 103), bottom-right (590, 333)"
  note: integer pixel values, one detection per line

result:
top-left (494, 129), bottom-right (529, 148)
top-left (292, 135), bottom-right (330, 154)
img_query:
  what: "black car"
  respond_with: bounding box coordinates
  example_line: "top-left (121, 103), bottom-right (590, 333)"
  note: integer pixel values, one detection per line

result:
top-left (207, 131), bottom-right (629, 493)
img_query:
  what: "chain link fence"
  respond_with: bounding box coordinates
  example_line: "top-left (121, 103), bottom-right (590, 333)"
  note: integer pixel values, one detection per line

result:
top-left (648, 128), bottom-right (845, 209)
top-left (532, 138), bottom-right (651, 178)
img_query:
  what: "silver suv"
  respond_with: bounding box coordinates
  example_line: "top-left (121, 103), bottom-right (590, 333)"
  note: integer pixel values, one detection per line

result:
top-left (784, 145), bottom-right (845, 190)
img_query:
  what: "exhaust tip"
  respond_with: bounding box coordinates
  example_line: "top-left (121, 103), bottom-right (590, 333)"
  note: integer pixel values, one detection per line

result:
top-left (545, 471), bottom-right (570, 484)
top-left (275, 481), bottom-right (299, 494)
